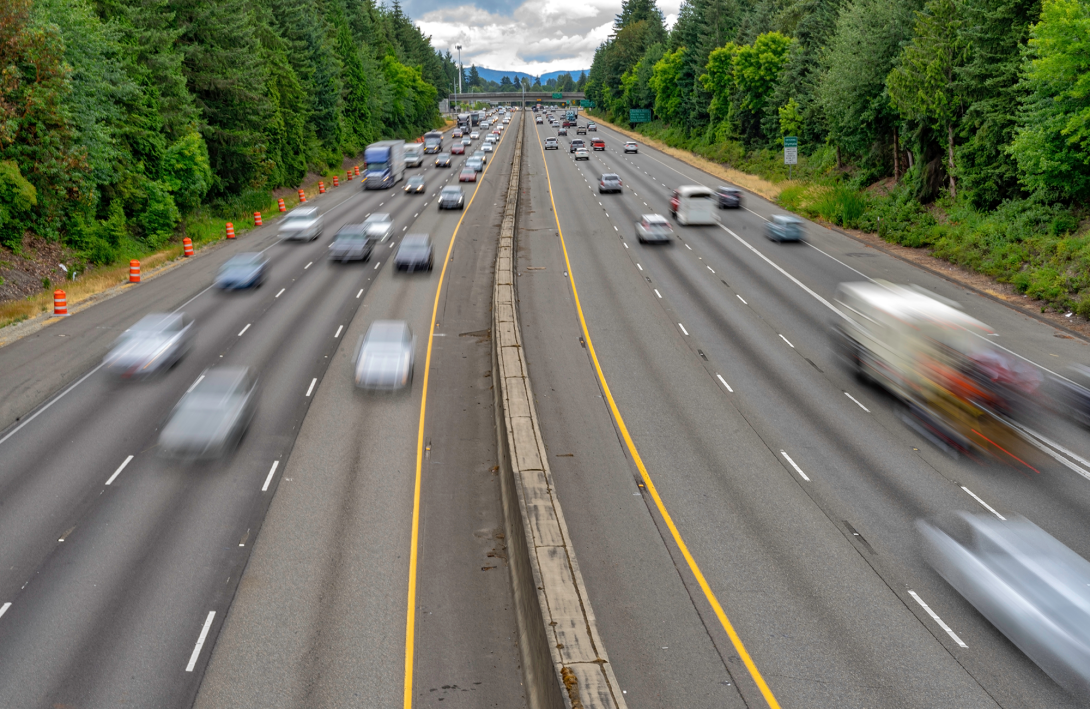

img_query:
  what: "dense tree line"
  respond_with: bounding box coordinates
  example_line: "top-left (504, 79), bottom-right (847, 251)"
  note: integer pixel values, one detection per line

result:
top-left (0, 0), bottom-right (455, 259)
top-left (586, 0), bottom-right (1090, 210)
top-left (460, 67), bottom-right (587, 93)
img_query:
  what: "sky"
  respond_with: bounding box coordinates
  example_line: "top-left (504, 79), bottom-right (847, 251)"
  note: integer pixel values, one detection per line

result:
top-left (408, 0), bottom-right (684, 77)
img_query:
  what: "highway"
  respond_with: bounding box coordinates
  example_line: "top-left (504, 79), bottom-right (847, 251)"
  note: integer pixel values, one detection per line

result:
top-left (0, 122), bottom-right (526, 708)
top-left (516, 114), bottom-right (1090, 708)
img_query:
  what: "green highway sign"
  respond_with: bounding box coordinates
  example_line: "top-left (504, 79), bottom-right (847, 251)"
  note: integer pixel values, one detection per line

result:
top-left (552, 92), bottom-right (563, 99)
top-left (784, 136), bottom-right (798, 165)
top-left (630, 108), bottom-right (652, 123)
top-left (581, 100), bottom-right (596, 108)
top-left (784, 136), bottom-right (798, 147)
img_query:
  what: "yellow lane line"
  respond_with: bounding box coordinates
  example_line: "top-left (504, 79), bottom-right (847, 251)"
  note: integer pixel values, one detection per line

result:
top-left (403, 121), bottom-right (514, 709)
top-left (530, 120), bottom-right (783, 709)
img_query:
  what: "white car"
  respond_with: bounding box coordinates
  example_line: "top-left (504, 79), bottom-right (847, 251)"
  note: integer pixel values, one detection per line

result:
top-left (278, 206), bottom-right (323, 241)
top-left (544, 137), bottom-right (559, 150)
top-left (624, 141), bottom-right (639, 153)
top-left (470, 131), bottom-right (480, 140)
top-left (482, 142), bottom-right (493, 153)
top-left (635, 214), bottom-right (673, 244)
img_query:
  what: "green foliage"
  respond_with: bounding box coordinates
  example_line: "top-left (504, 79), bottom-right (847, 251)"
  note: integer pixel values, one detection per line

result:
top-left (139, 180), bottom-right (180, 245)
top-left (161, 132), bottom-right (213, 210)
top-left (0, 161), bottom-right (37, 248)
top-left (778, 98), bottom-right (804, 137)
top-left (651, 47), bottom-right (687, 123)
top-left (1009, 0), bottom-right (1090, 201)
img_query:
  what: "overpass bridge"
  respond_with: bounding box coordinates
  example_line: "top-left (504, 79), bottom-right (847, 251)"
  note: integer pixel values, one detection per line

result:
top-left (448, 91), bottom-right (586, 107)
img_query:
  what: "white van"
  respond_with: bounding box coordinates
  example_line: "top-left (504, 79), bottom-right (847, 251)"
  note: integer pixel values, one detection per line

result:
top-left (403, 143), bottom-right (424, 167)
top-left (670, 185), bottom-right (717, 225)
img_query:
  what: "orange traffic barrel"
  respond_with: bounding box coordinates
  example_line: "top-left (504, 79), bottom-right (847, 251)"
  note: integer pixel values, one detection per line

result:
top-left (354, 166), bottom-right (360, 176)
top-left (319, 181), bottom-right (325, 194)
top-left (298, 188), bottom-right (306, 203)
top-left (225, 222), bottom-right (235, 239)
top-left (346, 170), bottom-right (353, 181)
top-left (333, 176), bottom-right (339, 187)
top-left (278, 198), bottom-right (286, 212)
top-left (129, 260), bottom-right (141, 283)
top-left (254, 212), bottom-right (262, 226)
top-left (183, 237), bottom-right (193, 257)
top-left (53, 290), bottom-right (69, 316)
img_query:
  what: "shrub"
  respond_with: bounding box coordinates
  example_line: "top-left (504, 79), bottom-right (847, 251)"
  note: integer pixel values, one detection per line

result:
top-left (139, 181), bottom-right (180, 247)
top-left (0, 160), bottom-right (37, 249)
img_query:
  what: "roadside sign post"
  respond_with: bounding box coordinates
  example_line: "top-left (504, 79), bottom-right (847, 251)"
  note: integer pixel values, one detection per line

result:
top-left (784, 136), bottom-right (798, 180)
top-left (629, 108), bottom-right (652, 123)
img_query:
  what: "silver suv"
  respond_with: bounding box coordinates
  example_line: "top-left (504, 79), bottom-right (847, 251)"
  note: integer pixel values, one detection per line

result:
top-left (278, 206), bottom-right (323, 241)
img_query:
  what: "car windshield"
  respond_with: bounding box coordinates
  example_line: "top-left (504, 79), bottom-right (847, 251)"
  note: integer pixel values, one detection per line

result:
top-left (285, 211), bottom-right (313, 222)
top-left (408, 177), bottom-right (424, 186)
top-left (366, 161), bottom-right (389, 172)
top-left (335, 227), bottom-right (368, 241)
top-left (363, 323), bottom-right (409, 352)
top-left (224, 254), bottom-right (262, 268)
top-left (441, 187), bottom-right (461, 196)
top-left (437, 153), bottom-right (450, 160)
top-left (185, 369), bottom-right (248, 409)
top-left (364, 213), bottom-right (391, 225)
top-left (402, 235), bottom-right (429, 248)
top-left (603, 174), bottom-right (619, 181)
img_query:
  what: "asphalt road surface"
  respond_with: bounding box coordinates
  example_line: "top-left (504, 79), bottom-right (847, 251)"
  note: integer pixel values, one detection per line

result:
top-left (0, 121), bottom-right (525, 708)
top-left (517, 114), bottom-right (1090, 708)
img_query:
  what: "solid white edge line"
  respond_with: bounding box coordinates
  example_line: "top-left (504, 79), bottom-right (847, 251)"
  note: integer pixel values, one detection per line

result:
top-left (779, 450), bottom-right (810, 481)
top-left (0, 602), bottom-right (10, 619)
top-left (0, 361), bottom-right (106, 448)
top-left (237, 323), bottom-right (251, 337)
top-left (305, 378), bottom-right (317, 397)
top-left (185, 611), bottom-right (217, 672)
top-left (960, 486), bottom-right (1006, 520)
top-left (779, 334), bottom-right (795, 348)
top-left (908, 590), bottom-right (968, 648)
top-left (275, 288), bottom-right (285, 298)
top-left (678, 323), bottom-right (689, 336)
top-left (716, 374), bottom-right (734, 393)
top-left (105, 455), bottom-right (134, 486)
top-left (262, 460), bottom-right (279, 492)
top-left (844, 392), bottom-right (870, 412)
top-left (334, 325), bottom-right (343, 339)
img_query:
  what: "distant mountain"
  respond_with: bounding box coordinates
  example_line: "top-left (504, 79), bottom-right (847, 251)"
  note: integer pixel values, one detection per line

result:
top-left (473, 67), bottom-right (588, 85)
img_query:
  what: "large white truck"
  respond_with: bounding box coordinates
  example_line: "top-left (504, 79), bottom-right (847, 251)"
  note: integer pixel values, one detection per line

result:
top-left (363, 141), bottom-right (404, 189)
top-left (403, 142), bottom-right (424, 167)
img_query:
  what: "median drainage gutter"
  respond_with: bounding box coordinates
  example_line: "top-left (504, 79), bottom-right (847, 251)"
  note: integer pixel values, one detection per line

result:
top-left (492, 113), bottom-right (627, 709)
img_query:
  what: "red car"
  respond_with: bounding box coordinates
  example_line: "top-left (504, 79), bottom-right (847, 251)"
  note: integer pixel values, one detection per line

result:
top-left (670, 189), bottom-right (680, 215)
top-left (459, 167), bottom-right (477, 182)
top-left (451, 144), bottom-right (465, 155)
top-left (591, 139), bottom-right (605, 151)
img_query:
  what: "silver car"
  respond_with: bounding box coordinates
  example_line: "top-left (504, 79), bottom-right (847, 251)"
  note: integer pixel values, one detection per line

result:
top-left (328, 224), bottom-right (374, 262)
top-left (104, 313), bottom-right (195, 379)
top-left (362, 213), bottom-right (394, 242)
top-left (766, 214), bottom-right (804, 242)
top-left (635, 214), bottom-right (674, 244)
top-left (466, 157), bottom-right (484, 173)
top-left (158, 367), bottom-right (258, 460)
top-left (354, 321), bottom-right (415, 391)
top-left (919, 511), bottom-right (1090, 696)
top-left (278, 206), bottom-right (323, 241)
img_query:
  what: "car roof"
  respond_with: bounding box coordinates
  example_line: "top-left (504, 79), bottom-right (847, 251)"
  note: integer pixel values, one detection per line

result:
top-left (677, 185), bottom-right (713, 197)
top-left (225, 252), bottom-right (264, 265)
top-left (193, 366), bottom-right (253, 394)
top-left (365, 212), bottom-right (391, 221)
top-left (365, 320), bottom-right (411, 341)
top-left (408, 175), bottom-right (425, 181)
top-left (601, 173), bottom-right (619, 179)
top-left (288, 206), bottom-right (318, 216)
top-left (402, 234), bottom-right (430, 246)
top-left (642, 214), bottom-right (669, 223)
top-left (442, 186), bottom-right (461, 192)
top-left (771, 214), bottom-right (801, 224)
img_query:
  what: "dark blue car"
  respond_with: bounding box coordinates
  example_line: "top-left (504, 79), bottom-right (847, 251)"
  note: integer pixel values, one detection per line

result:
top-left (215, 253), bottom-right (268, 289)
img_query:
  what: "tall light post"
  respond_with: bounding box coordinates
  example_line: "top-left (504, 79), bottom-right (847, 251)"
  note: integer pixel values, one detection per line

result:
top-left (455, 44), bottom-right (462, 112)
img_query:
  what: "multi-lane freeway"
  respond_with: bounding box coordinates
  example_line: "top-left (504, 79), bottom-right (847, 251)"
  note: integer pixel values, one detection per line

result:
top-left (4, 107), bottom-right (1090, 708)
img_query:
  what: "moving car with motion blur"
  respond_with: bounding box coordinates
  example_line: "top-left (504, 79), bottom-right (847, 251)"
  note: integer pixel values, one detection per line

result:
top-left (158, 367), bottom-right (258, 460)
top-left (716, 185), bottom-right (743, 208)
top-left (574, 149), bottom-right (589, 161)
top-left (588, 123), bottom-right (597, 131)
top-left (434, 152), bottom-right (452, 167)
top-left (569, 139), bottom-right (585, 153)
top-left (394, 234), bottom-right (434, 272)
top-left (278, 206), bottom-right (323, 241)
top-left (361, 212), bottom-right (393, 241)
top-left (591, 138), bottom-right (605, 151)
top-left (599, 174), bottom-right (622, 193)
top-left (669, 185), bottom-right (717, 225)
top-left (558, 127), bottom-right (567, 136)
top-left (624, 141), bottom-right (638, 153)
top-left (576, 125), bottom-right (587, 135)
top-left (328, 224), bottom-right (375, 263)
top-left (438, 186), bottom-right (464, 210)
top-left (635, 214), bottom-right (674, 244)
top-left (355, 321), bottom-right (415, 391)
top-left (544, 137), bottom-right (559, 150)
top-left (918, 511), bottom-right (1090, 697)
top-left (104, 313), bottom-right (195, 379)
top-left (452, 128), bottom-right (463, 139)
top-left (1050, 365), bottom-right (1090, 428)
top-left (459, 167), bottom-right (477, 182)
top-left (403, 175), bottom-right (426, 194)
top-left (466, 157), bottom-right (484, 173)
top-left (451, 143), bottom-right (465, 155)
top-left (472, 150), bottom-right (487, 165)
top-left (536, 116), bottom-right (543, 124)
top-left (215, 253), bottom-right (269, 290)
top-left (482, 142), bottom-right (493, 153)
top-left (470, 131), bottom-right (480, 140)
top-left (765, 215), bottom-right (804, 242)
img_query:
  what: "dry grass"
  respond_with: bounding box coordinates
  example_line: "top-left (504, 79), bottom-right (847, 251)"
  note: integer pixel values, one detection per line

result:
top-left (591, 116), bottom-right (783, 202)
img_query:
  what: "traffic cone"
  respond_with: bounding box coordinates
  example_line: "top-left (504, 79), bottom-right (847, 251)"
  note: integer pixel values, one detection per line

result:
top-left (129, 260), bottom-right (141, 283)
top-left (278, 198), bottom-right (286, 212)
top-left (298, 189), bottom-right (306, 203)
top-left (225, 222), bottom-right (235, 239)
top-left (53, 290), bottom-right (69, 316)
top-left (354, 166), bottom-right (360, 176)
top-left (254, 212), bottom-right (262, 226)
top-left (183, 237), bottom-right (193, 257)
top-left (347, 170), bottom-right (353, 181)
top-left (319, 181), bottom-right (326, 194)
top-left (333, 176), bottom-right (339, 187)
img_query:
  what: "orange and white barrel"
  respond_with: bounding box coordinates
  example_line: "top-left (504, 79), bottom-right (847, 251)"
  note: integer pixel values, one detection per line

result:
top-left (183, 237), bottom-right (193, 257)
top-left (333, 176), bottom-right (339, 187)
top-left (254, 212), bottom-right (262, 226)
top-left (225, 222), bottom-right (235, 239)
top-left (129, 260), bottom-right (141, 283)
top-left (278, 198), bottom-right (286, 212)
top-left (298, 188), bottom-right (306, 203)
top-left (53, 290), bottom-right (69, 316)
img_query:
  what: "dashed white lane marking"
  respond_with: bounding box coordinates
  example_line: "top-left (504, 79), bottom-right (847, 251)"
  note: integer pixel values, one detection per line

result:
top-left (637, 263), bottom-right (643, 271)
top-left (707, 266), bottom-right (715, 274)
top-left (654, 289), bottom-right (662, 298)
top-left (275, 288), bottom-right (285, 298)
top-left (844, 392), bottom-right (870, 412)
top-left (105, 455), bottom-right (133, 486)
top-left (262, 461), bottom-right (279, 492)
top-left (237, 323), bottom-right (251, 337)
top-left (304, 262), bottom-right (312, 269)
top-left (678, 323), bottom-right (689, 336)
top-left (908, 591), bottom-right (967, 648)
top-left (185, 611), bottom-right (217, 672)
top-left (961, 486), bottom-right (1006, 520)
top-left (685, 244), bottom-right (692, 250)
top-left (0, 602), bottom-right (10, 619)
top-left (623, 243), bottom-right (629, 249)
top-left (780, 450), bottom-right (810, 481)
top-left (614, 225), bottom-right (619, 232)
top-left (779, 334), bottom-right (795, 348)
top-left (187, 374), bottom-right (205, 393)
top-left (737, 295), bottom-right (747, 304)
top-left (334, 325), bottom-right (343, 339)
top-left (389, 242), bottom-right (395, 248)
top-left (356, 289), bottom-right (364, 298)
top-left (414, 213), bottom-right (418, 218)
top-left (305, 378), bottom-right (317, 397)
top-left (403, 226), bottom-right (408, 231)
top-left (374, 261), bottom-right (381, 270)
top-left (716, 374), bottom-right (734, 392)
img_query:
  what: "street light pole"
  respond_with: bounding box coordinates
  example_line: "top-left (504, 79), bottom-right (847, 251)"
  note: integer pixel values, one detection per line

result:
top-left (455, 44), bottom-right (462, 112)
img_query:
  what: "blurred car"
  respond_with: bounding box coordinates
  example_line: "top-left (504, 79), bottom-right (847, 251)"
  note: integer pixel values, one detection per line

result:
top-left (544, 137), bottom-right (559, 150)
top-left (635, 214), bottom-right (674, 244)
top-left (569, 139), bottom-right (585, 153)
top-left (599, 173), bottom-right (622, 193)
top-left (434, 152), bottom-right (452, 167)
top-left (452, 128), bottom-right (463, 138)
top-left (716, 185), bottom-right (743, 208)
top-left (766, 215), bottom-right (804, 242)
top-left (158, 367), bottom-right (258, 460)
top-left (278, 206), bottom-right (323, 241)
top-left (470, 131), bottom-right (480, 140)
top-left (461, 137), bottom-right (472, 147)
top-left (536, 116), bottom-right (544, 124)
top-left (1051, 365), bottom-right (1090, 428)
top-left (361, 212), bottom-right (393, 241)
top-left (919, 511), bottom-right (1090, 696)
top-left (451, 144), bottom-right (465, 155)
top-left (574, 149), bottom-right (589, 161)
top-left (472, 150), bottom-right (487, 165)
top-left (558, 127), bottom-right (568, 136)
top-left (394, 234), bottom-right (434, 272)
top-left (403, 175), bottom-right (426, 194)
top-left (624, 141), bottom-right (638, 153)
top-left (591, 138), bottom-right (605, 151)
top-left (460, 167), bottom-right (478, 182)
top-left (576, 125), bottom-right (587, 135)
top-left (438, 186), bottom-right (465, 210)
top-left (215, 252), bottom-right (268, 289)
top-left (328, 224), bottom-right (374, 262)
top-left (104, 312), bottom-right (195, 379)
top-left (355, 320), bottom-right (415, 390)
top-left (482, 142), bottom-right (494, 153)
top-left (588, 123), bottom-right (597, 131)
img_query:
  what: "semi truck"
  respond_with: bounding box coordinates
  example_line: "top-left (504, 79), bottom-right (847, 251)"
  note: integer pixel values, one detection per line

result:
top-left (423, 131), bottom-right (443, 154)
top-left (457, 113), bottom-right (471, 129)
top-left (403, 142), bottom-right (424, 167)
top-left (363, 141), bottom-right (404, 189)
